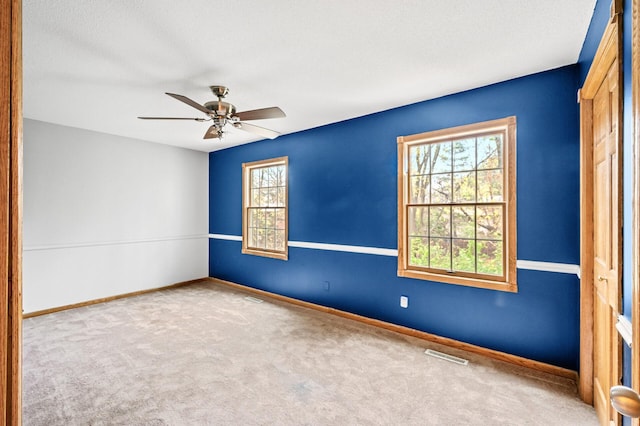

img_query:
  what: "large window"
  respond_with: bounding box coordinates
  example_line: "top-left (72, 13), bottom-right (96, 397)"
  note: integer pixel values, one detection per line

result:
top-left (242, 157), bottom-right (288, 260)
top-left (397, 117), bottom-right (516, 291)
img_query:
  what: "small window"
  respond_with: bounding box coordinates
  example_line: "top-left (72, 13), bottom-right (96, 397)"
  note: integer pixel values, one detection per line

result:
top-left (397, 117), bottom-right (516, 292)
top-left (242, 157), bottom-right (288, 260)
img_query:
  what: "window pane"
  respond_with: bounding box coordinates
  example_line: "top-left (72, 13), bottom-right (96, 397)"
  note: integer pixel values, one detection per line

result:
top-left (409, 145), bottom-right (431, 175)
top-left (476, 205), bottom-right (503, 241)
top-left (275, 230), bottom-right (286, 251)
top-left (267, 188), bottom-right (277, 206)
top-left (477, 135), bottom-right (503, 170)
top-left (276, 166), bottom-right (286, 186)
top-left (477, 169), bottom-right (503, 202)
top-left (267, 167), bottom-right (278, 187)
top-left (248, 227), bottom-right (257, 247)
top-left (276, 187), bottom-right (286, 206)
top-left (259, 188), bottom-right (268, 206)
top-left (265, 229), bottom-right (275, 250)
top-left (429, 206), bottom-right (450, 238)
top-left (254, 228), bottom-right (265, 249)
top-left (431, 173), bottom-right (451, 203)
top-left (431, 141), bottom-right (452, 173)
top-left (264, 209), bottom-right (274, 228)
top-left (409, 237), bottom-right (429, 267)
top-left (452, 206), bottom-right (475, 239)
top-left (259, 209), bottom-right (268, 228)
top-left (477, 240), bottom-right (503, 276)
top-left (452, 171), bottom-right (475, 203)
top-left (251, 169), bottom-right (262, 188)
top-left (249, 187), bottom-right (258, 206)
top-left (260, 167), bottom-right (269, 187)
top-left (250, 209), bottom-right (265, 228)
top-left (429, 238), bottom-right (451, 270)
top-left (408, 206), bottom-right (429, 237)
top-left (452, 239), bottom-right (476, 273)
top-left (453, 138), bottom-right (475, 171)
top-left (276, 208), bottom-right (285, 230)
top-left (410, 175), bottom-right (430, 204)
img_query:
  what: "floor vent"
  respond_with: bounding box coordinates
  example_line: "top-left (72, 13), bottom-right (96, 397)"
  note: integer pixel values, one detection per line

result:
top-left (424, 349), bottom-right (469, 366)
top-left (244, 296), bottom-right (264, 304)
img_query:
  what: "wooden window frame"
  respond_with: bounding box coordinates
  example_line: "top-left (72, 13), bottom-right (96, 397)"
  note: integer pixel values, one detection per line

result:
top-left (397, 117), bottom-right (517, 292)
top-left (242, 156), bottom-right (288, 260)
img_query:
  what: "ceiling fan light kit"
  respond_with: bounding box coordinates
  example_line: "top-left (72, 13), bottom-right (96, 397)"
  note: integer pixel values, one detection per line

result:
top-left (138, 85), bottom-right (286, 141)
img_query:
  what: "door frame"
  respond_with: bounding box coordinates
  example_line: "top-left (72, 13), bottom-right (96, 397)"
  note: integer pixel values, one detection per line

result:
top-left (0, 0), bottom-right (22, 423)
top-left (579, 2), bottom-right (623, 407)
top-left (632, 0), bottom-right (640, 425)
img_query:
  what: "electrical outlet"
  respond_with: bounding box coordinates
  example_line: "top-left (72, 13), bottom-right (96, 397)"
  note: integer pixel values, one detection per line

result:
top-left (400, 295), bottom-right (408, 308)
top-left (323, 281), bottom-right (330, 291)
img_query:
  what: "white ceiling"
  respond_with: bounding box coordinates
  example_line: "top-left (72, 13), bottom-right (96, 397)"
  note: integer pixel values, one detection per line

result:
top-left (23, 1), bottom-right (597, 152)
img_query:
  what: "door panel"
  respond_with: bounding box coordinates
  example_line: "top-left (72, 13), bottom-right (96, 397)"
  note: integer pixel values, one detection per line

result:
top-left (592, 60), bottom-right (621, 426)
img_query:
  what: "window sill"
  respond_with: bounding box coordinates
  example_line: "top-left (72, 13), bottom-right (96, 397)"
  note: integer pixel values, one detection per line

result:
top-left (397, 269), bottom-right (517, 292)
top-left (242, 247), bottom-right (288, 261)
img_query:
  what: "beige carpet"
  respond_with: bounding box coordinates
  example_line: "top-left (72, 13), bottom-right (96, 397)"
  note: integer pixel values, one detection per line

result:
top-left (23, 280), bottom-right (598, 425)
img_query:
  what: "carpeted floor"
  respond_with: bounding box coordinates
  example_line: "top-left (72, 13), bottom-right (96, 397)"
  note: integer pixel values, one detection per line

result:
top-left (23, 280), bottom-right (598, 425)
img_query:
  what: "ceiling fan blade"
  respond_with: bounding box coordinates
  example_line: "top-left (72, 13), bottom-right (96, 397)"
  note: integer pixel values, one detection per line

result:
top-left (138, 117), bottom-right (206, 121)
top-left (203, 125), bottom-right (222, 140)
top-left (165, 92), bottom-right (211, 115)
top-left (235, 122), bottom-right (280, 139)
top-left (235, 106), bottom-right (286, 121)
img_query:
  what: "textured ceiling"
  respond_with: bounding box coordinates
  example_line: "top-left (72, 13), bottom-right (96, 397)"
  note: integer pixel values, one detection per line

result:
top-left (23, 1), bottom-right (597, 152)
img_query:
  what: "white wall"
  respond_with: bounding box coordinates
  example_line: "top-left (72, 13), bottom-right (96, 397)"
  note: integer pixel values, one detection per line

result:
top-left (23, 119), bottom-right (209, 313)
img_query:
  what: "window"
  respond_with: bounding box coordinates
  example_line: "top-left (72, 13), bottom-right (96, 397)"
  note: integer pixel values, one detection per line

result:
top-left (242, 157), bottom-right (288, 260)
top-left (397, 117), bottom-right (516, 292)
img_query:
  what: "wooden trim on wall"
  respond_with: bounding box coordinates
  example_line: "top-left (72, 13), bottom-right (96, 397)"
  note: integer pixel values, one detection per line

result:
top-left (0, 0), bottom-right (21, 423)
top-left (578, 9), bottom-right (623, 406)
top-left (208, 277), bottom-right (578, 381)
top-left (632, 1), bottom-right (640, 425)
top-left (579, 95), bottom-right (595, 405)
top-left (23, 278), bottom-right (209, 318)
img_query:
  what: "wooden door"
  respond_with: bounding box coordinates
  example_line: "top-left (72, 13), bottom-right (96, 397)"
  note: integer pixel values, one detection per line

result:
top-left (592, 60), bottom-right (622, 426)
top-left (579, 5), bottom-right (622, 425)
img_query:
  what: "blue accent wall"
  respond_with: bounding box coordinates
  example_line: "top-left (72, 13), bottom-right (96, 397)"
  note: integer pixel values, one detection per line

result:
top-left (210, 65), bottom-right (582, 371)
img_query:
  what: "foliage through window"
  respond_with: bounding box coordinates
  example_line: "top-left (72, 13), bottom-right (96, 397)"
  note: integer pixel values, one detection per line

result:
top-left (242, 157), bottom-right (288, 260)
top-left (397, 117), bottom-right (516, 291)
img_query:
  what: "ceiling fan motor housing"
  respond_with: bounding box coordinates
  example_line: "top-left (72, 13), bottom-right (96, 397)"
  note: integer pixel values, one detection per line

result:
top-left (204, 101), bottom-right (236, 118)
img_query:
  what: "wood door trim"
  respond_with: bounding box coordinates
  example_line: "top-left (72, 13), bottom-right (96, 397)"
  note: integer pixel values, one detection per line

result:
top-left (582, 17), bottom-right (620, 99)
top-left (579, 10), bottom-right (622, 406)
top-left (632, 1), bottom-right (640, 425)
top-left (0, 0), bottom-right (22, 423)
top-left (580, 95), bottom-right (595, 404)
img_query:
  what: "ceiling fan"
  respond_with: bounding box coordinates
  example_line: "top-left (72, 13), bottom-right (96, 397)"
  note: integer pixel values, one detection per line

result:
top-left (138, 85), bottom-right (286, 140)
